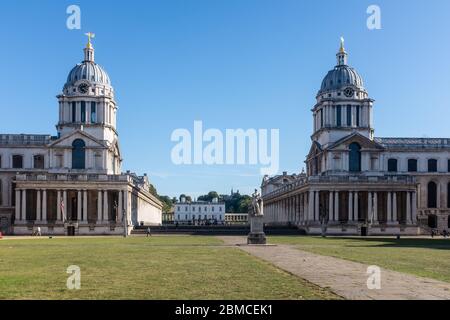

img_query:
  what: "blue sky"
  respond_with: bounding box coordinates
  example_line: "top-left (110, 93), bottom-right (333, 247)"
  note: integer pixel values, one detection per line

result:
top-left (1, 0), bottom-right (450, 198)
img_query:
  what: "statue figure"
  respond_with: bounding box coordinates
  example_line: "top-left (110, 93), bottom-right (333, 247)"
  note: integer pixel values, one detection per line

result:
top-left (251, 189), bottom-right (264, 217)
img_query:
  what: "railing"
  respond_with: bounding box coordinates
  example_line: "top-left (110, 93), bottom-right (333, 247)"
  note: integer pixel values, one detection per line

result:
top-left (15, 173), bottom-right (130, 183)
top-left (0, 134), bottom-right (53, 146)
top-left (263, 175), bottom-right (417, 200)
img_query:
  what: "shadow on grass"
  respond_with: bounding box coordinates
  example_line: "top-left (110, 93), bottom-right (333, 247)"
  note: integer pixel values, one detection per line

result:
top-left (320, 237), bottom-right (450, 251)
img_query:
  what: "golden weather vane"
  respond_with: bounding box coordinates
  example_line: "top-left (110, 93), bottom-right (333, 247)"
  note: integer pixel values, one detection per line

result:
top-left (85, 32), bottom-right (95, 48)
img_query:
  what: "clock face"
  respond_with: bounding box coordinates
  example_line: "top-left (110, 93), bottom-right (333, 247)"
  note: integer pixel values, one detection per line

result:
top-left (344, 87), bottom-right (355, 98)
top-left (78, 83), bottom-right (89, 94)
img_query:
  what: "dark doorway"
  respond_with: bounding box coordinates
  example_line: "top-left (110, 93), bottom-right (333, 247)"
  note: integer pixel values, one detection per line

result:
top-left (67, 226), bottom-right (76, 236)
top-left (428, 215), bottom-right (438, 229)
top-left (361, 226), bottom-right (368, 237)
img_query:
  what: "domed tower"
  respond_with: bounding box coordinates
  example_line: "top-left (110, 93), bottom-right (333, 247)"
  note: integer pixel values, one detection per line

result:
top-left (56, 34), bottom-right (118, 145)
top-left (311, 38), bottom-right (374, 148)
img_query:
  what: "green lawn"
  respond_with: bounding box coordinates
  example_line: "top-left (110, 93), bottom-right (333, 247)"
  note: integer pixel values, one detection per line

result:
top-left (269, 236), bottom-right (450, 282)
top-left (0, 236), bottom-right (337, 300)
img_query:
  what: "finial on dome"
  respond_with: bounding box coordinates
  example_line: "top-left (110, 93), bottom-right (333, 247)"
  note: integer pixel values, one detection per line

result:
top-left (83, 32), bottom-right (95, 62)
top-left (339, 36), bottom-right (345, 53)
top-left (336, 36), bottom-right (348, 66)
top-left (85, 32), bottom-right (95, 49)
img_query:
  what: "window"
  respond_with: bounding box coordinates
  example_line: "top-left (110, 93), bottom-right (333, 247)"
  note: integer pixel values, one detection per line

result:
top-left (91, 102), bottom-right (96, 123)
top-left (33, 155), bottom-right (44, 169)
top-left (12, 155), bottom-right (23, 169)
top-left (448, 159), bottom-right (450, 172)
top-left (356, 106), bottom-right (360, 126)
top-left (0, 155), bottom-right (2, 168)
top-left (72, 102), bottom-right (76, 122)
top-left (349, 143), bottom-right (361, 172)
top-left (428, 181), bottom-right (437, 208)
top-left (320, 109), bottom-right (323, 128)
top-left (219, 207), bottom-right (222, 212)
top-left (388, 159), bottom-right (398, 172)
top-left (212, 207), bottom-right (215, 212)
top-left (81, 101), bottom-right (86, 123)
top-left (0, 179), bottom-right (2, 206)
top-left (448, 183), bottom-right (450, 209)
top-left (408, 159), bottom-right (418, 172)
top-left (428, 159), bottom-right (438, 172)
top-left (72, 139), bottom-right (86, 169)
top-left (346, 106), bottom-right (351, 126)
top-left (336, 106), bottom-right (342, 127)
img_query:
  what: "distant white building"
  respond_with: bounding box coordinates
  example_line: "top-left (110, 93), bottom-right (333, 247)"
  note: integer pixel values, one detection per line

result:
top-left (174, 197), bottom-right (225, 225)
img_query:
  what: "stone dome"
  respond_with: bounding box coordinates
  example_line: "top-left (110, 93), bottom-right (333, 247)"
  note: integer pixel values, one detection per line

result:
top-left (65, 62), bottom-right (111, 87)
top-left (319, 65), bottom-right (364, 93)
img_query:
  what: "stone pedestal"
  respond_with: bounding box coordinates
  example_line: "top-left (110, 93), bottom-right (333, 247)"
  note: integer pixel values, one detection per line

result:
top-left (247, 215), bottom-right (266, 245)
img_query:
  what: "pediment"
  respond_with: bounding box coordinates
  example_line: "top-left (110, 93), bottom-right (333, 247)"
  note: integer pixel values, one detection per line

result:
top-left (306, 141), bottom-right (323, 160)
top-left (49, 130), bottom-right (106, 149)
top-left (328, 132), bottom-right (384, 151)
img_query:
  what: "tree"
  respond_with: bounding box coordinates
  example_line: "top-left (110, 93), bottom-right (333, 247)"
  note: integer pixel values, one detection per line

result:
top-left (198, 191), bottom-right (219, 202)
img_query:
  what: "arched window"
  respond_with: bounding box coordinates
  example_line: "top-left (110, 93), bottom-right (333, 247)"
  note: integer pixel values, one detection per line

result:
top-left (388, 159), bottom-right (398, 172)
top-left (72, 139), bottom-right (86, 169)
top-left (349, 143), bottom-right (361, 172)
top-left (428, 159), bottom-right (438, 172)
top-left (428, 181), bottom-right (437, 208)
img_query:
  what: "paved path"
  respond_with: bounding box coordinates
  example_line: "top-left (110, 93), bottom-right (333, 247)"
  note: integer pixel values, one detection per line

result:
top-left (218, 236), bottom-right (450, 300)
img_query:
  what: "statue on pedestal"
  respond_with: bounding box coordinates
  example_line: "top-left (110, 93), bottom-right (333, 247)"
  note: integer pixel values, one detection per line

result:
top-left (247, 189), bottom-right (267, 245)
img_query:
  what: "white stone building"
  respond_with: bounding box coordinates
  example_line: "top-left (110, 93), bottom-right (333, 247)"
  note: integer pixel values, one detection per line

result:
top-left (174, 197), bottom-right (225, 225)
top-left (261, 41), bottom-right (450, 235)
top-left (0, 39), bottom-right (162, 235)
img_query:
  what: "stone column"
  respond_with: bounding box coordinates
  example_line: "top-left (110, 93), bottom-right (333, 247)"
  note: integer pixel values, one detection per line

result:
top-left (36, 190), bottom-right (41, 222)
top-left (57, 190), bottom-right (61, 221)
top-left (308, 191), bottom-right (314, 222)
top-left (373, 192), bottom-right (378, 223)
top-left (103, 190), bottom-right (109, 222)
top-left (77, 190), bottom-right (82, 222)
top-left (334, 191), bottom-right (339, 222)
top-left (387, 192), bottom-right (392, 223)
top-left (118, 190), bottom-right (123, 223)
top-left (412, 191), bottom-right (417, 224)
top-left (97, 190), bottom-right (103, 223)
top-left (15, 189), bottom-right (21, 222)
top-left (21, 189), bottom-right (27, 221)
top-left (406, 192), bottom-right (412, 224)
top-left (329, 192), bottom-right (334, 222)
top-left (124, 190), bottom-right (130, 226)
top-left (392, 192), bottom-right (398, 224)
top-left (367, 192), bottom-right (372, 223)
top-left (83, 190), bottom-right (88, 222)
top-left (348, 191), bottom-right (353, 222)
top-left (354, 191), bottom-right (359, 222)
top-left (63, 190), bottom-right (67, 221)
top-left (42, 190), bottom-right (47, 223)
top-left (314, 191), bottom-right (319, 222)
